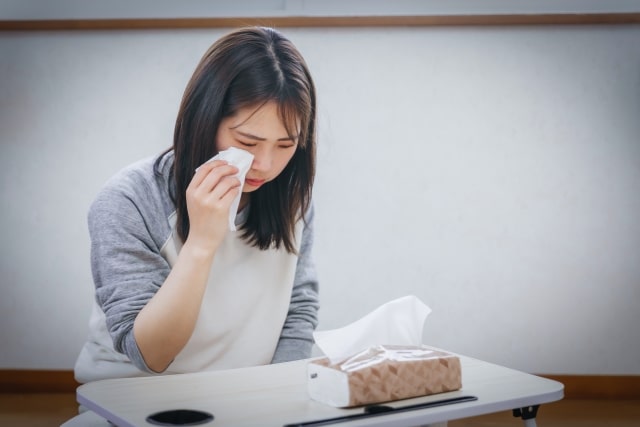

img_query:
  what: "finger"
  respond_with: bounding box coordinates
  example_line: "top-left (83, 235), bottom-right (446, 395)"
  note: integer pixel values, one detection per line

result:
top-left (199, 165), bottom-right (239, 194)
top-left (218, 183), bottom-right (241, 205)
top-left (192, 163), bottom-right (239, 193)
top-left (190, 160), bottom-right (230, 187)
top-left (205, 175), bottom-right (241, 202)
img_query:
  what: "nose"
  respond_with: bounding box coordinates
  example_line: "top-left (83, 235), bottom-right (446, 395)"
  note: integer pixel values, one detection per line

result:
top-left (250, 146), bottom-right (272, 173)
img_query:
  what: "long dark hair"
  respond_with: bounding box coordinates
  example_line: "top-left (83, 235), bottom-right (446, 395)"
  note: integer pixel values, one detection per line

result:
top-left (156, 26), bottom-right (316, 254)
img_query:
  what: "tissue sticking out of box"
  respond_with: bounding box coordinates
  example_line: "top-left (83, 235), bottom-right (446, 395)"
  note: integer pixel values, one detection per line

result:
top-left (313, 295), bottom-right (431, 364)
top-left (196, 147), bottom-right (254, 231)
top-left (308, 296), bottom-right (462, 407)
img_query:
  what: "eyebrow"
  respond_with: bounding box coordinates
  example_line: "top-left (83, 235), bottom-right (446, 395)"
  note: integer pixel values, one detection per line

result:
top-left (234, 130), bottom-right (298, 142)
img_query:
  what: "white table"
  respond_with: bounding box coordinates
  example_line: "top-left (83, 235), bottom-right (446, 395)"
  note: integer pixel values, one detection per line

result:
top-left (74, 354), bottom-right (563, 427)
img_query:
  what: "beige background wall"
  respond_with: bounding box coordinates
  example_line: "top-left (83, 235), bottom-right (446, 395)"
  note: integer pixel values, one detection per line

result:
top-left (1, 20), bottom-right (639, 374)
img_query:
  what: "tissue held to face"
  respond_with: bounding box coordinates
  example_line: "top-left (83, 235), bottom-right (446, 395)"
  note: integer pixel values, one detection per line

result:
top-left (216, 101), bottom-right (299, 192)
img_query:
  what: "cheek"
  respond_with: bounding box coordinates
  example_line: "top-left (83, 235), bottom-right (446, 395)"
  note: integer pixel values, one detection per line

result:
top-left (214, 129), bottom-right (232, 152)
top-left (215, 139), bottom-right (229, 152)
top-left (276, 150), bottom-right (296, 173)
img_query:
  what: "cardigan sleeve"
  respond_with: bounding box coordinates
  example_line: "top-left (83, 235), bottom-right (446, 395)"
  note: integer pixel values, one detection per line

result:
top-left (271, 203), bottom-right (320, 363)
top-left (88, 170), bottom-right (171, 373)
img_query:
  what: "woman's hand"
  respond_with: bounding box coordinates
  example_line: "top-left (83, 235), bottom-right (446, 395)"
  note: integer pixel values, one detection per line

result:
top-left (184, 160), bottom-right (240, 255)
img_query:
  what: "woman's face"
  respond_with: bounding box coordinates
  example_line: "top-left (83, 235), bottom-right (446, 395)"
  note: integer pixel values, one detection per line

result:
top-left (216, 101), bottom-right (299, 193)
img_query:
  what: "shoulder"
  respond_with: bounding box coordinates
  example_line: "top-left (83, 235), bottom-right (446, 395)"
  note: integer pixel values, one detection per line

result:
top-left (91, 153), bottom-right (173, 212)
top-left (304, 200), bottom-right (315, 221)
top-left (88, 152), bottom-right (175, 244)
top-left (298, 200), bottom-right (315, 250)
top-left (99, 155), bottom-right (164, 197)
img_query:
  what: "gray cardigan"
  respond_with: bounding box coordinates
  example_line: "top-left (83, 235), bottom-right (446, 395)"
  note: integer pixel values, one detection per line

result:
top-left (86, 151), bottom-right (319, 372)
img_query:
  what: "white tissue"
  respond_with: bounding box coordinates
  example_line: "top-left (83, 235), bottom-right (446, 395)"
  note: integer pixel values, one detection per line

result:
top-left (197, 147), bottom-right (254, 231)
top-left (313, 295), bottom-right (431, 364)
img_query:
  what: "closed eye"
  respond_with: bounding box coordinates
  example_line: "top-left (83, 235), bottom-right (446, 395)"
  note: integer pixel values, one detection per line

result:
top-left (237, 140), bottom-right (257, 147)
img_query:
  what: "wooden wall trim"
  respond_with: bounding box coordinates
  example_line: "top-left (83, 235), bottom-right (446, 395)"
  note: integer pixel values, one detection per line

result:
top-left (1, 13), bottom-right (640, 31)
top-left (0, 370), bottom-right (79, 394)
top-left (539, 374), bottom-right (640, 400)
top-left (1, 370), bottom-right (639, 399)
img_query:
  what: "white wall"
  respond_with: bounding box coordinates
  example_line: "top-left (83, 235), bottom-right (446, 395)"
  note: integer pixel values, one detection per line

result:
top-left (2, 0), bottom-right (639, 20)
top-left (1, 24), bottom-right (639, 375)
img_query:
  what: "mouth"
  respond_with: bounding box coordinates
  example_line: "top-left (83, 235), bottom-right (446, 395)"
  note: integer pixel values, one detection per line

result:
top-left (244, 178), bottom-right (266, 188)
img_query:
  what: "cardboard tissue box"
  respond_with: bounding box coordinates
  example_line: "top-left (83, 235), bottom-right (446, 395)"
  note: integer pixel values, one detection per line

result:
top-left (307, 296), bottom-right (462, 407)
top-left (307, 344), bottom-right (461, 407)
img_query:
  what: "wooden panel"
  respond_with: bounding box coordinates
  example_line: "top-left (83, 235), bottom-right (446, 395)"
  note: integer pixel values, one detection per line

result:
top-left (1, 369), bottom-right (639, 398)
top-left (0, 13), bottom-right (640, 31)
top-left (539, 374), bottom-right (640, 400)
top-left (0, 370), bottom-right (79, 393)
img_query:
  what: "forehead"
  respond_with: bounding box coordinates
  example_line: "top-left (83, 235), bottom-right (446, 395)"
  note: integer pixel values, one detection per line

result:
top-left (230, 101), bottom-right (300, 134)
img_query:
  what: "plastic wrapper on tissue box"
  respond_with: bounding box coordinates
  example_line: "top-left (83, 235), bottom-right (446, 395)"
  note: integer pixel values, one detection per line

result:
top-left (307, 345), bottom-right (462, 407)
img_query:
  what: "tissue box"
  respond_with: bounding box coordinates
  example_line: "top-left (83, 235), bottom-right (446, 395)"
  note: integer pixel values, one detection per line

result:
top-left (307, 345), bottom-right (462, 407)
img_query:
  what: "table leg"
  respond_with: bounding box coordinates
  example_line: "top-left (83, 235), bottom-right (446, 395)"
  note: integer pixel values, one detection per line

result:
top-left (513, 405), bottom-right (539, 427)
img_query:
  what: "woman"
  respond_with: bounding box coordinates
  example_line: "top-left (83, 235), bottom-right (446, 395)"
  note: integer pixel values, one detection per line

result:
top-left (75, 26), bottom-right (319, 383)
